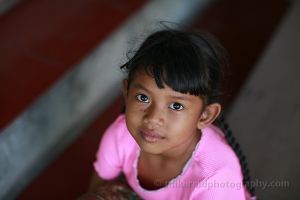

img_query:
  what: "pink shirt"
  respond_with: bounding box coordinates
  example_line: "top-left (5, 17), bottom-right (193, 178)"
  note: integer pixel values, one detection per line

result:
top-left (94, 114), bottom-right (255, 200)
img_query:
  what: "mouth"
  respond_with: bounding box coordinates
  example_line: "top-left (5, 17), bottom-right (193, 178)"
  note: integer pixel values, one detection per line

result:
top-left (139, 129), bottom-right (164, 143)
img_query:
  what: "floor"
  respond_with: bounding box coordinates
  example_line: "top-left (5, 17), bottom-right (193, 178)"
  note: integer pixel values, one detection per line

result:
top-left (0, 0), bottom-right (289, 199)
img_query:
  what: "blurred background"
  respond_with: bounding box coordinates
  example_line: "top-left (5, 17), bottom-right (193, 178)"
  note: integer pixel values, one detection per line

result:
top-left (0, 0), bottom-right (299, 199)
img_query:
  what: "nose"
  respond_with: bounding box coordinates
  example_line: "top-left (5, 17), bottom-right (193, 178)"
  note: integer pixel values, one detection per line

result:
top-left (143, 103), bottom-right (164, 127)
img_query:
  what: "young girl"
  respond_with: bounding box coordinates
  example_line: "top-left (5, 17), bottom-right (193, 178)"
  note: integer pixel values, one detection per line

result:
top-left (79, 29), bottom-right (256, 200)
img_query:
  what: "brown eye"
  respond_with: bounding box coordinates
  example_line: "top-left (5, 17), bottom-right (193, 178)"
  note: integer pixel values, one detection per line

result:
top-left (136, 94), bottom-right (149, 103)
top-left (169, 103), bottom-right (183, 111)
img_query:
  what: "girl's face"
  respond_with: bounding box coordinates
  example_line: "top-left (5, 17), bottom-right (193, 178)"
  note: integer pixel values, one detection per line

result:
top-left (123, 69), bottom-right (206, 156)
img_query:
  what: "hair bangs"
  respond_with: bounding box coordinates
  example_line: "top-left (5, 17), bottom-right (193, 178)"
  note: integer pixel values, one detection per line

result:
top-left (125, 35), bottom-right (211, 97)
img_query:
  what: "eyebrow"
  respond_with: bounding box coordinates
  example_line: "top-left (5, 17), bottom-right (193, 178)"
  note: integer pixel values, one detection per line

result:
top-left (167, 95), bottom-right (192, 102)
top-left (131, 83), bottom-right (151, 93)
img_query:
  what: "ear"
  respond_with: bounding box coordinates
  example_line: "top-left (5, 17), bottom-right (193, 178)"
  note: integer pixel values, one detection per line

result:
top-left (122, 79), bottom-right (129, 100)
top-left (197, 103), bottom-right (221, 130)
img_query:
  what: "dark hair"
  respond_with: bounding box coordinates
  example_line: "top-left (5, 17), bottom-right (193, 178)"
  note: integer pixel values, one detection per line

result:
top-left (120, 29), bottom-right (255, 197)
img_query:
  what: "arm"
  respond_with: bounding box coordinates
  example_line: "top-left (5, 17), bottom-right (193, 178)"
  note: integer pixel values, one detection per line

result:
top-left (77, 171), bottom-right (107, 200)
top-left (88, 170), bottom-right (107, 192)
top-left (78, 116), bottom-right (141, 199)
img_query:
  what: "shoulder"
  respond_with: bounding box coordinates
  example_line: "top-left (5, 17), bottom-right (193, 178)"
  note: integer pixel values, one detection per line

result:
top-left (94, 114), bottom-right (137, 179)
top-left (104, 114), bottom-right (128, 136)
top-left (101, 114), bottom-right (134, 145)
top-left (189, 167), bottom-right (247, 200)
top-left (188, 126), bottom-right (247, 199)
top-left (192, 125), bottom-right (242, 180)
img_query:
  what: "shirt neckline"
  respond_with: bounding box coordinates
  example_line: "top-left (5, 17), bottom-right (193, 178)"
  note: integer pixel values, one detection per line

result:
top-left (132, 139), bottom-right (201, 193)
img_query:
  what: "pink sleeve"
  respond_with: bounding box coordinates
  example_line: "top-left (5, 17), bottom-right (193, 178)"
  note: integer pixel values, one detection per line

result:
top-left (93, 118), bottom-right (123, 180)
top-left (191, 168), bottom-right (247, 200)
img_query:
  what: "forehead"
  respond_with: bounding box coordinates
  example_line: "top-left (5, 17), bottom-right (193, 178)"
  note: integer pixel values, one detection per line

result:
top-left (130, 69), bottom-right (165, 91)
top-left (130, 70), bottom-right (203, 103)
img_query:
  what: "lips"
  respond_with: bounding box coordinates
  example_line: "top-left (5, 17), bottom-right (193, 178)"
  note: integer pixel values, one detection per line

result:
top-left (139, 129), bottom-right (164, 143)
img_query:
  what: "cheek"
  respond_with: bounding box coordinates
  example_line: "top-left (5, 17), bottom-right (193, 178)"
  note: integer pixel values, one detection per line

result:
top-left (125, 101), bottom-right (144, 123)
top-left (166, 114), bottom-right (187, 129)
top-left (126, 103), bottom-right (143, 116)
top-left (170, 112), bottom-right (199, 131)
